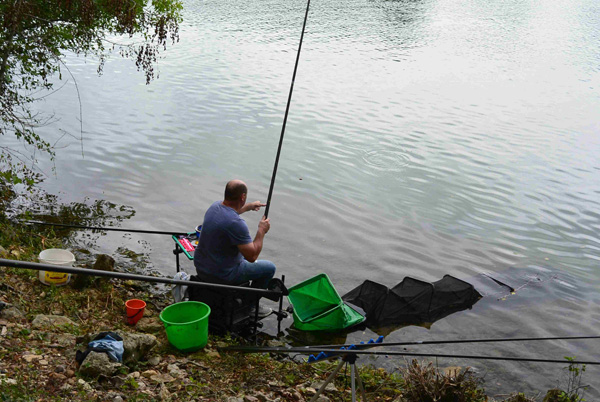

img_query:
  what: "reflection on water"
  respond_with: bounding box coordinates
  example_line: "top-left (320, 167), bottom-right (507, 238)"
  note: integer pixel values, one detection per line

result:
top-left (27, 0), bottom-right (600, 395)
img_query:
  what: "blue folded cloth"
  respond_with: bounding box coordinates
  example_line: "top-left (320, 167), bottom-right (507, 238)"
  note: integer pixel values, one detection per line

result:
top-left (88, 333), bottom-right (124, 363)
top-left (76, 331), bottom-right (125, 365)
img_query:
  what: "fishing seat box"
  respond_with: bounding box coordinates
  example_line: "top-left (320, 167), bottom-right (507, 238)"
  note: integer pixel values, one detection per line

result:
top-left (188, 274), bottom-right (256, 335)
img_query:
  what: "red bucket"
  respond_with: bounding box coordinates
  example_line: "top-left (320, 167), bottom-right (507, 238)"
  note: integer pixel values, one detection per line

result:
top-left (125, 299), bottom-right (146, 325)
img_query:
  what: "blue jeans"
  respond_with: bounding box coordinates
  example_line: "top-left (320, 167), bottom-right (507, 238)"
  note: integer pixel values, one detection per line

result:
top-left (231, 260), bottom-right (276, 289)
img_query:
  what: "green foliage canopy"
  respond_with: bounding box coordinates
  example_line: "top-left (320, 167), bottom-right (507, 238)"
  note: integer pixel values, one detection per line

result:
top-left (0, 0), bottom-right (182, 186)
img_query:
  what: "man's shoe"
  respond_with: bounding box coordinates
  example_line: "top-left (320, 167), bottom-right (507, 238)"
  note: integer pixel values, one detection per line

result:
top-left (250, 305), bottom-right (273, 318)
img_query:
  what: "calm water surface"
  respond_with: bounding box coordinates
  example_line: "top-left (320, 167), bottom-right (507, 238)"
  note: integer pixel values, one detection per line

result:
top-left (27, 0), bottom-right (600, 396)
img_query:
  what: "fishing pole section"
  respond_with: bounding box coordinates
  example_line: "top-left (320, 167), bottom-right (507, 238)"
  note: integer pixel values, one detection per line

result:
top-left (20, 219), bottom-right (194, 273)
top-left (0, 258), bottom-right (280, 297)
top-left (311, 335), bottom-right (600, 350)
top-left (222, 338), bottom-right (600, 366)
top-left (221, 335), bottom-right (600, 402)
top-left (264, 0), bottom-right (312, 218)
top-left (0, 258), bottom-right (289, 338)
top-left (19, 220), bottom-right (187, 236)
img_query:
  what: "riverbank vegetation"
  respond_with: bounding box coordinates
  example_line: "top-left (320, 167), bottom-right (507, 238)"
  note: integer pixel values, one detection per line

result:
top-left (0, 184), bottom-right (588, 401)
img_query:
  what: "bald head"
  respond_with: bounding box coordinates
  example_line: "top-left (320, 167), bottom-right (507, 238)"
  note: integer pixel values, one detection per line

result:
top-left (224, 180), bottom-right (248, 202)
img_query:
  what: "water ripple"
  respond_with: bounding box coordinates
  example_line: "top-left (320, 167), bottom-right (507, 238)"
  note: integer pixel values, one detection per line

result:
top-left (362, 147), bottom-right (412, 172)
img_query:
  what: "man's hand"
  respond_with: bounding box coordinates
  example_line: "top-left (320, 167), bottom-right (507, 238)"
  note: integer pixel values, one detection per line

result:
top-left (240, 201), bottom-right (266, 214)
top-left (248, 201), bottom-right (266, 211)
top-left (238, 216), bottom-right (270, 262)
top-left (258, 216), bottom-right (270, 234)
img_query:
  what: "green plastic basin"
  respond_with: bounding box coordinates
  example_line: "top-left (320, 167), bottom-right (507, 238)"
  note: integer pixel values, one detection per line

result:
top-left (160, 301), bottom-right (210, 352)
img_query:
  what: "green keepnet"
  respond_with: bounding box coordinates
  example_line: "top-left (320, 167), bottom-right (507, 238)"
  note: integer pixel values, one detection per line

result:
top-left (288, 274), bottom-right (364, 331)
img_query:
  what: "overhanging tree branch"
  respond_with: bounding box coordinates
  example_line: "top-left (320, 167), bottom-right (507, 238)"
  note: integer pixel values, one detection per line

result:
top-left (1, 0), bottom-right (182, 184)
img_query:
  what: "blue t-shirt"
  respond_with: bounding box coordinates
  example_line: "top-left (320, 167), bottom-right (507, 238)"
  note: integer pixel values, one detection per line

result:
top-left (193, 201), bottom-right (253, 279)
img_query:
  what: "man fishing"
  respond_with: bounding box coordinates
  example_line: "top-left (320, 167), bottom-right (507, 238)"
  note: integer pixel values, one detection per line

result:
top-left (193, 179), bottom-right (276, 317)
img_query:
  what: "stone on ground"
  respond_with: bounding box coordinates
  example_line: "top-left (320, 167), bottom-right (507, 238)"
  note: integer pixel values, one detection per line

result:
top-left (119, 331), bottom-right (157, 363)
top-left (31, 314), bottom-right (77, 330)
top-left (311, 381), bottom-right (337, 392)
top-left (136, 316), bottom-right (163, 333)
top-left (0, 306), bottom-right (25, 321)
top-left (72, 254), bottom-right (115, 289)
top-left (79, 351), bottom-right (123, 378)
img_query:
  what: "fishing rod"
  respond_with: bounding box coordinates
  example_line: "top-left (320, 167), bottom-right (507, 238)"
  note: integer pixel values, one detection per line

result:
top-left (0, 259), bottom-right (282, 298)
top-left (312, 335), bottom-right (600, 350)
top-left (221, 346), bottom-right (600, 366)
top-left (19, 220), bottom-right (187, 236)
top-left (264, 0), bottom-right (312, 218)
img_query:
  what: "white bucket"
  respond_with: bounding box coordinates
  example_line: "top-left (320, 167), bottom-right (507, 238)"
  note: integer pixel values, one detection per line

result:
top-left (38, 248), bottom-right (76, 286)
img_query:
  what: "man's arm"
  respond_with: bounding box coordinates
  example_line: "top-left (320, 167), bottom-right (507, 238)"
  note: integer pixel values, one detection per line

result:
top-left (237, 216), bottom-right (270, 262)
top-left (238, 201), bottom-right (266, 214)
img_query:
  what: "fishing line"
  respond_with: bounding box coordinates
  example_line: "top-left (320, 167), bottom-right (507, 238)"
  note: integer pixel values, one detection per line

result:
top-left (264, 0), bottom-right (312, 218)
top-left (19, 220), bottom-right (187, 236)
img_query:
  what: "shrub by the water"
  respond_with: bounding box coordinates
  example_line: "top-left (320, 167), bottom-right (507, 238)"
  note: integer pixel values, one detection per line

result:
top-left (398, 359), bottom-right (487, 402)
